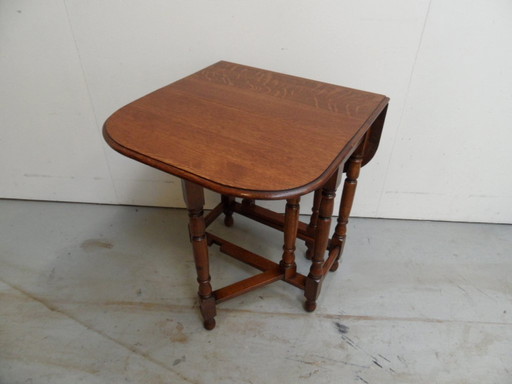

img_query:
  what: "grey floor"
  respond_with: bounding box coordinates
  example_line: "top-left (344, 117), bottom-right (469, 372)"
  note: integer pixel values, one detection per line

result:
top-left (0, 199), bottom-right (511, 384)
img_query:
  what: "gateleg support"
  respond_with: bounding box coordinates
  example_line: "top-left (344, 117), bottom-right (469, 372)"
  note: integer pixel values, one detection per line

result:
top-left (304, 169), bottom-right (341, 312)
top-left (330, 134), bottom-right (368, 272)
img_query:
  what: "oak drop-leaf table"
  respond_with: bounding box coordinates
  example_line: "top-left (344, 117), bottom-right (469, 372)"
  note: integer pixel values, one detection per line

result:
top-left (103, 61), bottom-right (389, 330)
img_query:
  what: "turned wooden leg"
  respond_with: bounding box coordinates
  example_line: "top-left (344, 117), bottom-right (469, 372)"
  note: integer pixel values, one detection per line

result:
top-left (305, 189), bottom-right (322, 260)
top-left (221, 195), bottom-right (235, 227)
top-left (330, 137), bottom-right (367, 272)
top-left (304, 170), bottom-right (340, 312)
top-left (280, 197), bottom-right (300, 279)
top-left (182, 180), bottom-right (216, 330)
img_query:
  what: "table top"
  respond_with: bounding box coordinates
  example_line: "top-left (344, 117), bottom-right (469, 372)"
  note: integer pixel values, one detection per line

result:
top-left (103, 61), bottom-right (388, 199)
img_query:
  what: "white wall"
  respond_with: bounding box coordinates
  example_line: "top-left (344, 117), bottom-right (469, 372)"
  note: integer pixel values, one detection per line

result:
top-left (1, 0), bottom-right (511, 223)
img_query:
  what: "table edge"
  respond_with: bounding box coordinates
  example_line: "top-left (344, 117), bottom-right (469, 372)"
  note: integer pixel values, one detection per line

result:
top-left (102, 97), bottom-right (388, 200)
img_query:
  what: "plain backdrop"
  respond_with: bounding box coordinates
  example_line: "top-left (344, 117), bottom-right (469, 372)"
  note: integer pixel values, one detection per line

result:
top-left (1, 0), bottom-right (511, 223)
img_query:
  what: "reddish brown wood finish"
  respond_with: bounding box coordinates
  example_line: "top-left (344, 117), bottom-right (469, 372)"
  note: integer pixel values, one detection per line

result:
top-left (181, 180), bottom-right (216, 330)
top-left (221, 195), bottom-right (235, 227)
top-left (280, 198), bottom-right (300, 279)
top-left (305, 189), bottom-right (322, 260)
top-left (207, 231), bottom-right (308, 302)
top-left (103, 61), bottom-right (388, 200)
top-left (330, 135), bottom-right (368, 272)
top-left (362, 105), bottom-right (388, 167)
top-left (102, 61), bottom-right (389, 329)
top-left (304, 169), bottom-right (341, 312)
top-left (330, 106), bottom-right (388, 272)
top-left (233, 201), bottom-right (314, 243)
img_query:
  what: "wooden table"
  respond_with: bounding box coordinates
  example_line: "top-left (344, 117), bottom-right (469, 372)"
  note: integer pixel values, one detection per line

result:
top-left (103, 61), bottom-right (389, 329)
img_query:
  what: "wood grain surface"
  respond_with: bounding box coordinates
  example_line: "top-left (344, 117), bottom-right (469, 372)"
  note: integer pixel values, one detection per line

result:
top-left (103, 61), bottom-right (388, 199)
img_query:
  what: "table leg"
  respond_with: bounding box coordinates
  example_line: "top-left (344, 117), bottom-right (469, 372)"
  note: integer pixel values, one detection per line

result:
top-left (280, 197), bottom-right (300, 279)
top-left (241, 198), bottom-right (255, 207)
top-left (182, 180), bottom-right (216, 330)
top-left (304, 170), bottom-right (340, 312)
top-left (305, 189), bottom-right (322, 260)
top-left (221, 195), bottom-right (235, 227)
top-left (330, 137), bottom-right (367, 272)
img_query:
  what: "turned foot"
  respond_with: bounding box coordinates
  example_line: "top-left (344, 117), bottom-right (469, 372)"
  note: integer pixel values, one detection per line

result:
top-left (224, 215), bottom-right (234, 227)
top-left (221, 195), bottom-right (235, 227)
top-left (203, 318), bottom-right (216, 330)
top-left (329, 247), bottom-right (342, 272)
top-left (305, 300), bottom-right (317, 312)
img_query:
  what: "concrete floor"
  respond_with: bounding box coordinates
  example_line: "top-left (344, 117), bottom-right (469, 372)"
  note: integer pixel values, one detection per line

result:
top-left (0, 199), bottom-right (511, 384)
